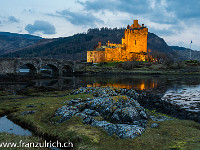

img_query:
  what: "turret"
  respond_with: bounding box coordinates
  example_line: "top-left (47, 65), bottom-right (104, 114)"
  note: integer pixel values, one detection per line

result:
top-left (133, 20), bottom-right (139, 28)
top-left (97, 41), bottom-right (101, 48)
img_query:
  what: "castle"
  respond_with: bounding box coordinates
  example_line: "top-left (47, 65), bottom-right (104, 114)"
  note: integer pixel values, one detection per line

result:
top-left (87, 20), bottom-right (149, 63)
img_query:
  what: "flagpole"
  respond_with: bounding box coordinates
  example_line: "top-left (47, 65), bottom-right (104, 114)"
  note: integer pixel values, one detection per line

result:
top-left (190, 41), bottom-right (192, 60)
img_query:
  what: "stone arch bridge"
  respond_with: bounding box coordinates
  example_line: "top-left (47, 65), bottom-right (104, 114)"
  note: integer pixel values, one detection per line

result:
top-left (0, 58), bottom-right (86, 75)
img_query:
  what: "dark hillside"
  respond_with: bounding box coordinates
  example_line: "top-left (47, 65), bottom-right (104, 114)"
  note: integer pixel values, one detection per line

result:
top-left (0, 32), bottom-right (42, 55)
top-left (0, 32), bottom-right (42, 40)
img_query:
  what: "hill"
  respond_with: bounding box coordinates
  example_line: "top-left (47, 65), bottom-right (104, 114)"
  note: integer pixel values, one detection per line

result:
top-left (170, 46), bottom-right (200, 61)
top-left (0, 32), bottom-right (42, 40)
top-left (0, 32), bottom-right (44, 55)
top-left (0, 28), bottom-right (173, 60)
top-left (170, 46), bottom-right (188, 51)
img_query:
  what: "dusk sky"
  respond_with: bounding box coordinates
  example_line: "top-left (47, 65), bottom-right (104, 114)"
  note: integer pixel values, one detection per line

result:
top-left (0, 0), bottom-right (200, 50)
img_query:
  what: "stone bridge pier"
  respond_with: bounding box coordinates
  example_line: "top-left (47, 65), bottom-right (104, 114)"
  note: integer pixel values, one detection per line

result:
top-left (0, 58), bottom-right (85, 75)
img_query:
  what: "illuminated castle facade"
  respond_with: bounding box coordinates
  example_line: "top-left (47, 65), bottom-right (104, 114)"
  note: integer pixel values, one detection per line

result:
top-left (87, 20), bottom-right (148, 63)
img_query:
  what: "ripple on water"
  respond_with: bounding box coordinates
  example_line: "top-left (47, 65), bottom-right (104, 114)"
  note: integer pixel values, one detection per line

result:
top-left (0, 116), bottom-right (32, 136)
top-left (162, 89), bottom-right (200, 112)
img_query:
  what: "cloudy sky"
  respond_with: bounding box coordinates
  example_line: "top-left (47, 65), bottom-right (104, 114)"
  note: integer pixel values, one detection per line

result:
top-left (0, 0), bottom-right (200, 50)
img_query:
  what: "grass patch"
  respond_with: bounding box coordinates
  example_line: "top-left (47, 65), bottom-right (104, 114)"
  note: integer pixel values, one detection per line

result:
top-left (0, 91), bottom-right (12, 96)
top-left (0, 91), bottom-right (200, 150)
top-left (96, 62), bottom-right (123, 67)
top-left (84, 60), bottom-right (200, 75)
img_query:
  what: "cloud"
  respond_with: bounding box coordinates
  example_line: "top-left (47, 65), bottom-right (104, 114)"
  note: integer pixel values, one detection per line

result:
top-left (77, 0), bottom-right (176, 24)
top-left (23, 9), bottom-right (34, 14)
top-left (150, 27), bottom-right (175, 36)
top-left (25, 20), bottom-right (56, 34)
top-left (166, 0), bottom-right (200, 20)
top-left (0, 15), bottom-right (20, 25)
top-left (78, 0), bottom-right (150, 14)
top-left (78, 0), bottom-right (200, 25)
top-left (50, 9), bottom-right (104, 27)
top-left (8, 16), bottom-right (20, 23)
top-left (77, 0), bottom-right (116, 12)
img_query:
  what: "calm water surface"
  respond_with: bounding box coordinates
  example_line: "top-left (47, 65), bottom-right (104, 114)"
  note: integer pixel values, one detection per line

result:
top-left (1, 75), bottom-right (200, 111)
top-left (0, 116), bottom-right (32, 136)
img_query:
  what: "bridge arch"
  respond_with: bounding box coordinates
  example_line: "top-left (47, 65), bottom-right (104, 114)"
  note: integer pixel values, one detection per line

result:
top-left (19, 63), bottom-right (37, 74)
top-left (41, 64), bottom-right (59, 75)
top-left (62, 65), bottom-right (73, 74)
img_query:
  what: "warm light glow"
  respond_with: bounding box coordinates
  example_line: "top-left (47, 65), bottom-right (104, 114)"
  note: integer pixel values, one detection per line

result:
top-left (140, 83), bottom-right (145, 90)
top-left (87, 81), bottom-right (157, 90)
top-left (87, 20), bottom-right (149, 63)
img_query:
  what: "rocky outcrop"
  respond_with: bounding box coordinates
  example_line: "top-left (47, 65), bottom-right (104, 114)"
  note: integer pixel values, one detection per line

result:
top-left (56, 87), bottom-right (148, 139)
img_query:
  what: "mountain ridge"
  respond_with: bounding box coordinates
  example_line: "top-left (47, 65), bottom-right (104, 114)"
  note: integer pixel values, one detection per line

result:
top-left (0, 32), bottom-right (42, 40)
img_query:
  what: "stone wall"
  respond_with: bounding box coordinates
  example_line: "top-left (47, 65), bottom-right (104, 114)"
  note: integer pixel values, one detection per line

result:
top-left (0, 59), bottom-right (16, 74)
top-left (87, 51), bottom-right (105, 63)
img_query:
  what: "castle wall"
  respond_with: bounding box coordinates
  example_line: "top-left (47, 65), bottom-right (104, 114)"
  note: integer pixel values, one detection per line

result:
top-left (87, 51), bottom-right (105, 63)
top-left (105, 47), bottom-right (122, 62)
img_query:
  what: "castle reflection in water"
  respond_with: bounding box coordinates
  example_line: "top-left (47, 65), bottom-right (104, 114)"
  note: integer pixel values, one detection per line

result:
top-left (87, 81), bottom-right (158, 90)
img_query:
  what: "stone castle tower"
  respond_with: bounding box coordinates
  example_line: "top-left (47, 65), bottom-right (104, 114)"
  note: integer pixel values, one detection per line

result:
top-left (122, 20), bottom-right (148, 54)
top-left (87, 20), bottom-right (148, 63)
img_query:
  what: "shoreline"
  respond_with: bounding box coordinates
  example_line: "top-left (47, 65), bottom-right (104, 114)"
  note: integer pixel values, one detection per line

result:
top-left (82, 70), bottom-right (200, 76)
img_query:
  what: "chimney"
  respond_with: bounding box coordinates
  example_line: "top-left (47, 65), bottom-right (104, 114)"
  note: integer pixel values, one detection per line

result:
top-left (97, 41), bottom-right (101, 48)
top-left (142, 24), bottom-right (144, 27)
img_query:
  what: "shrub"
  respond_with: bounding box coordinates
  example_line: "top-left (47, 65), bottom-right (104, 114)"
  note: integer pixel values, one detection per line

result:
top-left (122, 61), bottom-right (136, 70)
top-left (185, 60), bottom-right (199, 64)
top-left (117, 63), bottom-right (123, 68)
top-left (175, 61), bottom-right (186, 69)
top-left (185, 60), bottom-right (199, 66)
top-left (98, 62), bottom-right (108, 67)
top-left (145, 63), bottom-right (152, 67)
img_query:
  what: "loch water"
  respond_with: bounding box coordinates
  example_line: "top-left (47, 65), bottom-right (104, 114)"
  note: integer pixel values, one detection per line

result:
top-left (1, 75), bottom-right (200, 111)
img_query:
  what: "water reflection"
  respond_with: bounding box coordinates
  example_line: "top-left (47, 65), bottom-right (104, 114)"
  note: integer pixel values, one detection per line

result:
top-left (87, 81), bottom-right (158, 90)
top-left (82, 75), bottom-right (160, 91)
top-left (1, 75), bottom-right (200, 93)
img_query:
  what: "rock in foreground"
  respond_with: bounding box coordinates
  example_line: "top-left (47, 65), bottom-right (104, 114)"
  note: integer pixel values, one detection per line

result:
top-left (55, 87), bottom-right (148, 139)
